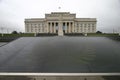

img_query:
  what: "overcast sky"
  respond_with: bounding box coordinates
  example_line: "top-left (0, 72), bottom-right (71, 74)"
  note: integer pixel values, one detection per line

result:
top-left (0, 0), bottom-right (120, 33)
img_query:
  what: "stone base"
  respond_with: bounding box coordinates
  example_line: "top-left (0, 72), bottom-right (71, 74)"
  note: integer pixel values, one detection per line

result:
top-left (84, 33), bottom-right (87, 36)
top-left (58, 30), bottom-right (63, 36)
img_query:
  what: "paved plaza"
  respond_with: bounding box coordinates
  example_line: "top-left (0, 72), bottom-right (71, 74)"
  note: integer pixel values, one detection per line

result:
top-left (0, 42), bottom-right (7, 47)
top-left (1, 76), bottom-right (120, 80)
top-left (0, 37), bottom-right (120, 72)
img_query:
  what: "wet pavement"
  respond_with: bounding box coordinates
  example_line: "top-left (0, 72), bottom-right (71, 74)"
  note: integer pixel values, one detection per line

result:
top-left (0, 42), bottom-right (7, 47)
top-left (0, 37), bottom-right (120, 73)
top-left (1, 76), bottom-right (119, 80)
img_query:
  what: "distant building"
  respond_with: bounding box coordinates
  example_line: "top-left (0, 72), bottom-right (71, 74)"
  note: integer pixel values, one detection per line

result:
top-left (25, 12), bottom-right (97, 36)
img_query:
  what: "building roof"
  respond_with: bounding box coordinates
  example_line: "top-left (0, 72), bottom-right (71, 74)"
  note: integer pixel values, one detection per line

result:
top-left (24, 12), bottom-right (97, 22)
top-left (25, 18), bottom-right (45, 22)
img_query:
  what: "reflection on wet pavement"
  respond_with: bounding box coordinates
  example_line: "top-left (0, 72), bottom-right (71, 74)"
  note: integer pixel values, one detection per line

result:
top-left (0, 37), bottom-right (120, 72)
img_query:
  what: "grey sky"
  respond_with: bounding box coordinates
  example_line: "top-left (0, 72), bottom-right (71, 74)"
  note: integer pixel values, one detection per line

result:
top-left (0, 0), bottom-right (120, 33)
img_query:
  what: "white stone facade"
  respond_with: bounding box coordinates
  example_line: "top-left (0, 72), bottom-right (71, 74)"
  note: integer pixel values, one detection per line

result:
top-left (25, 12), bottom-right (97, 34)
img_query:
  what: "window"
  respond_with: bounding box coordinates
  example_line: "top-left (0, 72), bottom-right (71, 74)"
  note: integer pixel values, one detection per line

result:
top-left (80, 24), bottom-right (82, 27)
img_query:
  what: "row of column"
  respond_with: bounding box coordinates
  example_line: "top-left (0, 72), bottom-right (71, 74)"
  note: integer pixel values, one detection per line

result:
top-left (47, 22), bottom-right (57, 33)
top-left (47, 22), bottom-right (75, 33)
top-left (64, 22), bottom-right (74, 33)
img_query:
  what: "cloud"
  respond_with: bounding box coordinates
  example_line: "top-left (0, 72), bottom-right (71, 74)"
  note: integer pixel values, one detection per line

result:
top-left (0, 0), bottom-right (120, 33)
top-left (0, 0), bottom-right (2, 2)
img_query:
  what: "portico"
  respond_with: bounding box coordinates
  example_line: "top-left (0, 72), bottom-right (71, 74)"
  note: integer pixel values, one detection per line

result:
top-left (47, 21), bottom-right (74, 34)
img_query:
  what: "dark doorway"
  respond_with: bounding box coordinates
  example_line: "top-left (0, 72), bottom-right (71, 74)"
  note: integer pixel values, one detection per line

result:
top-left (56, 30), bottom-right (58, 33)
top-left (63, 30), bottom-right (65, 34)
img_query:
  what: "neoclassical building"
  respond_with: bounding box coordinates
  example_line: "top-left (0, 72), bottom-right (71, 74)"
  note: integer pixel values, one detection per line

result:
top-left (25, 12), bottom-right (97, 36)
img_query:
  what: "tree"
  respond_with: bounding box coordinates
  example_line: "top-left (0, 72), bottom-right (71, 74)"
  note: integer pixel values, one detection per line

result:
top-left (19, 32), bottom-right (22, 34)
top-left (11, 31), bottom-right (18, 34)
top-left (96, 31), bottom-right (102, 34)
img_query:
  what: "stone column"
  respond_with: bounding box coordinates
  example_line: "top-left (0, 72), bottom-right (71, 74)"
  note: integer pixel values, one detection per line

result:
top-left (67, 22), bottom-right (68, 33)
top-left (69, 22), bottom-right (71, 33)
top-left (54, 22), bottom-right (56, 33)
top-left (51, 23), bottom-right (52, 33)
top-left (47, 22), bottom-right (49, 33)
top-left (50, 22), bottom-right (52, 33)
top-left (52, 22), bottom-right (53, 33)
top-left (65, 22), bottom-right (67, 33)
top-left (72, 22), bottom-right (74, 33)
top-left (72, 23), bottom-right (74, 33)
top-left (49, 23), bottom-right (50, 33)
top-left (71, 22), bottom-right (73, 33)
top-left (48, 23), bottom-right (50, 33)
top-left (70, 22), bottom-right (72, 33)
top-left (52, 23), bottom-right (53, 33)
